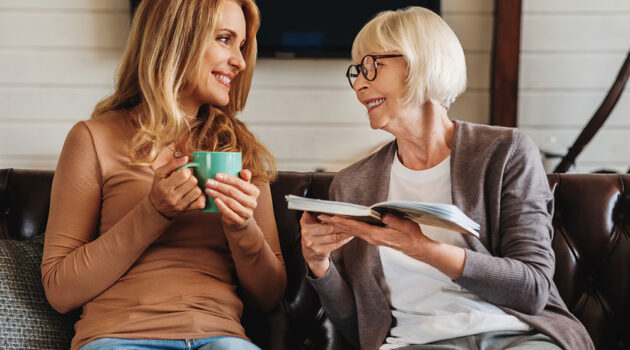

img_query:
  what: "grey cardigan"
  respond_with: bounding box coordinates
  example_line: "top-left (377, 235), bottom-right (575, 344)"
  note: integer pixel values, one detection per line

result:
top-left (309, 121), bottom-right (594, 350)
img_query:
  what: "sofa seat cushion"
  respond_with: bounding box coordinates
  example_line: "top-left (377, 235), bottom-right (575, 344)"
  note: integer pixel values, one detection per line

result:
top-left (0, 235), bottom-right (78, 349)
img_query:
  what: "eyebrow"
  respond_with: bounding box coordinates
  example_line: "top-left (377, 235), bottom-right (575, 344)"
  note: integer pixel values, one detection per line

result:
top-left (218, 28), bottom-right (246, 45)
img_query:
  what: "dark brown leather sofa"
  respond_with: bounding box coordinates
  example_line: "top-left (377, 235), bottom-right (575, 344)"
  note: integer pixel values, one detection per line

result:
top-left (1, 169), bottom-right (628, 350)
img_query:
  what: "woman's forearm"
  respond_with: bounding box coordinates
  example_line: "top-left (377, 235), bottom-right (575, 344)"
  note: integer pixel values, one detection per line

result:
top-left (225, 220), bottom-right (287, 311)
top-left (42, 196), bottom-right (171, 313)
top-left (404, 239), bottom-right (466, 280)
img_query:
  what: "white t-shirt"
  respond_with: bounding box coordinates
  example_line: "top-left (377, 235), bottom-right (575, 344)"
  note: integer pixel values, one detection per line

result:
top-left (379, 152), bottom-right (530, 349)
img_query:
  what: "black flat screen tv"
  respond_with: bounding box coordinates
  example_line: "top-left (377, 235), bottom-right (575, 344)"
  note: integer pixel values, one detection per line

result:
top-left (257, 1), bottom-right (440, 58)
top-left (130, 1), bottom-right (441, 58)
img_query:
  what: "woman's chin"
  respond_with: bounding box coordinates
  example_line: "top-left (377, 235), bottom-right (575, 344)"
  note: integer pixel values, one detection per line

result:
top-left (368, 116), bottom-right (388, 131)
top-left (207, 96), bottom-right (230, 107)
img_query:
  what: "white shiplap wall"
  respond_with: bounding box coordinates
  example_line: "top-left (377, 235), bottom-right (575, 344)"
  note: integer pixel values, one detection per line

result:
top-left (0, 0), bottom-right (627, 172)
top-left (519, 0), bottom-right (630, 173)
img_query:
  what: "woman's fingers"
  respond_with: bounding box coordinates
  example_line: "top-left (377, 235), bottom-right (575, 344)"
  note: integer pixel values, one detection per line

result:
top-left (303, 231), bottom-right (354, 248)
top-left (214, 198), bottom-right (251, 227)
top-left (154, 156), bottom-right (188, 179)
top-left (180, 182), bottom-right (204, 209)
top-left (239, 169), bottom-right (252, 182)
top-left (301, 212), bottom-right (353, 255)
top-left (299, 211), bottom-right (356, 278)
top-left (326, 215), bottom-right (378, 237)
top-left (304, 236), bottom-right (355, 255)
top-left (381, 213), bottom-right (421, 233)
top-left (301, 212), bottom-right (327, 225)
top-left (204, 172), bottom-right (261, 227)
top-left (206, 178), bottom-right (257, 209)
top-left (210, 191), bottom-right (253, 219)
top-left (175, 173), bottom-right (198, 193)
top-left (214, 172), bottom-right (260, 197)
top-left (150, 156), bottom-right (207, 218)
top-left (184, 191), bottom-right (206, 211)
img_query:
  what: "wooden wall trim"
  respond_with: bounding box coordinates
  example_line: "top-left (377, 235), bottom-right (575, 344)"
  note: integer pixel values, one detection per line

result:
top-left (490, 0), bottom-right (522, 127)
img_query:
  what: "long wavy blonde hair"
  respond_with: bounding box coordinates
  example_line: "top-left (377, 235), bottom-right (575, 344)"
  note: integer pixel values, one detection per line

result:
top-left (92, 0), bottom-right (276, 182)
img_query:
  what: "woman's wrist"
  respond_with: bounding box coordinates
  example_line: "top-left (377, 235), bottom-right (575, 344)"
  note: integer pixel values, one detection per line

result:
top-left (307, 258), bottom-right (330, 279)
top-left (406, 239), bottom-right (466, 280)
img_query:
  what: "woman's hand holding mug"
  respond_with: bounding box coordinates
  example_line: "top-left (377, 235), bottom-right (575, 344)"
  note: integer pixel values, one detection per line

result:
top-left (149, 156), bottom-right (206, 219)
top-left (206, 169), bottom-right (260, 229)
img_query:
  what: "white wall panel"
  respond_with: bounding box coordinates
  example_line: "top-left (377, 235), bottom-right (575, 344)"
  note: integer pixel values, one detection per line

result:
top-left (519, 53), bottom-right (630, 89)
top-left (0, 156), bottom-right (59, 170)
top-left (521, 127), bottom-right (630, 163)
top-left (0, 12), bottom-right (129, 48)
top-left (442, 0), bottom-right (494, 14)
top-left (0, 122), bottom-right (71, 156)
top-left (519, 92), bottom-right (630, 127)
top-left (241, 88), bottom-right (365, 124)
top-left (0, 86), bottom-right (111, 120)
top-left (443, 15), bottom-right (493, 52)
top-left (0, 49), bottom-right (122, 85)
top-left (449, 92), bottom-right (490, 125)
top-left (0, 0), bottom-right (127, 10)
top-left (249, 125), bottom-right (394, 162)
top-left (519, 0), bottom-right (630, 172)
top-left (465, 54), bottom-right (491, 89)
top-left (522, 15), bottom-right (630, 52)
top-left (251, 59), bottom-right (349, 89)
top-left (570, 162), bottom-right (629, 174)
top-left (523, 0), bottom-right (630, 13)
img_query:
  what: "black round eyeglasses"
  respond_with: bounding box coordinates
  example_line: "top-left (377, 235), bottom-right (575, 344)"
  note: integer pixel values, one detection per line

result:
top-left (346, 54), bottom-right (403, 88)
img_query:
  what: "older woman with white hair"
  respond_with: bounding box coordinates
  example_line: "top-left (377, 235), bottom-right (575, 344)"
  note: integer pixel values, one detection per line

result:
top-left (299, 7), bottom-right (594, 350)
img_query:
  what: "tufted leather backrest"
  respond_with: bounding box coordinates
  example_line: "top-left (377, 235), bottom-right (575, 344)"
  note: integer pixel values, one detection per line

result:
top-left (1, 168), bottom-right (628, 349)
top-left (0, 169), bottom-right (54, 240)
top-left (547, 174), bottom-right (630, 350)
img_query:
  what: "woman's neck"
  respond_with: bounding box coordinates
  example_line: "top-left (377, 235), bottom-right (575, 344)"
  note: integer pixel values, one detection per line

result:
top-left (179, 93), bottom-right (202, 121)
top-left (394, 102), bottom-right (454, 171)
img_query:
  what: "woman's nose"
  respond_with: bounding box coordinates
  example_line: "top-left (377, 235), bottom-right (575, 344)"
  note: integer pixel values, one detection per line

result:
top-left (229, 47), bottom-right (246, 72)
top-left (353, 73), bottom-right (369, 91)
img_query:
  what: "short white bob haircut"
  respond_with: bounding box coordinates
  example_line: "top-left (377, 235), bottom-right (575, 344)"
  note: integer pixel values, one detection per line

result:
top-left (351, 7), bottom-right (467, 109)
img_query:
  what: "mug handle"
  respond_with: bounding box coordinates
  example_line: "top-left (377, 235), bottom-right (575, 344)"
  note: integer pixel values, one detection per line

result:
top-left (176, 162), bottom-right (199, 171)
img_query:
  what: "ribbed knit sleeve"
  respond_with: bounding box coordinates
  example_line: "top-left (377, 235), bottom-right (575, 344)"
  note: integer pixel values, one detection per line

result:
top-left (223, 182), bottom-right (287, 312)
top-left (41, 122), bottom-right (172, 313)
top-left (455, 131), bottom-right (555, 314)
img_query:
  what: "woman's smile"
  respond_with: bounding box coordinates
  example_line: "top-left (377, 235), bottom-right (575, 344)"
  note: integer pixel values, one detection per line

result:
top-left (366, 97), bottom-right (386, 111)
top-left (212, 71), bottom-right (233, 88)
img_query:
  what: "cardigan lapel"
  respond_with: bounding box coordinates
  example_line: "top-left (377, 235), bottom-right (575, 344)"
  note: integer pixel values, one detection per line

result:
top-left (344, 141), bottom-right (397, 349)
top-left (450, 120), bottom-right (492, 253)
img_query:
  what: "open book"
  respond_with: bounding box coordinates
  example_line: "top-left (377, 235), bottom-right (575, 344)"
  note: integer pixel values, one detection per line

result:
top-left (285, 194), bottom-right (480, 237)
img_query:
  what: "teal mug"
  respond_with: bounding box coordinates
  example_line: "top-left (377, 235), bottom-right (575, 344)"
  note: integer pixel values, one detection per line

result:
top-left (177, 151), bottom-right (242, 212)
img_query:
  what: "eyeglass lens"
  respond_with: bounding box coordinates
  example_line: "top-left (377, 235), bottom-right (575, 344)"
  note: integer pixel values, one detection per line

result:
top-left (347, 55), bottom-right (377, 88)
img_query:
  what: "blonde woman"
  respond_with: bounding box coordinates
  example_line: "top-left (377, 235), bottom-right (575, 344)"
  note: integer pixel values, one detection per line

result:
top-left (41, 1), bottom-right (286, 349)
top-left (300, 7), bottom-right (594, 350)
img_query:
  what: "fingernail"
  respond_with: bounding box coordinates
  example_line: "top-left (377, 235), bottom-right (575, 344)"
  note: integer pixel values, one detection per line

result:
top-left (207, 179), bottom-right (217, 186)
top-left (206, 188), bottom-right (216, 195)
top-left (215, 173), bottom-right (225, 180)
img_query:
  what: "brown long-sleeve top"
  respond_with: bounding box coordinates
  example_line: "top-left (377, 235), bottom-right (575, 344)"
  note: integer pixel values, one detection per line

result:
top-left (41, 111), bottom-right (286, 350)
